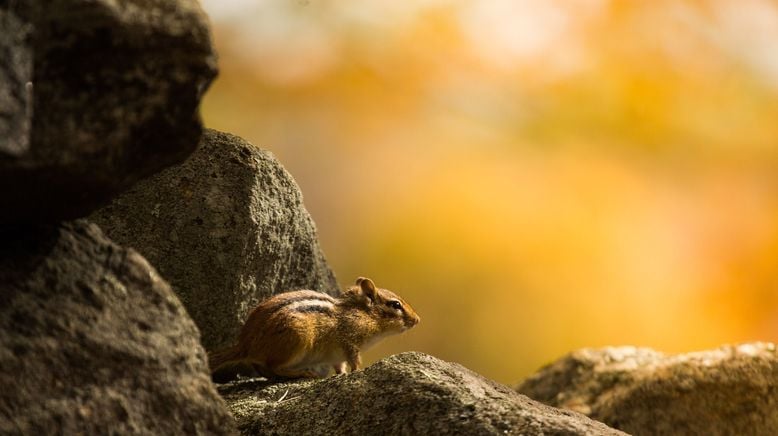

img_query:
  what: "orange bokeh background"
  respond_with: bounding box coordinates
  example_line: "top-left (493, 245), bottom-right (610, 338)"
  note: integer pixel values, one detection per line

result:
top-left (200, 0), bottom-right (778, 383)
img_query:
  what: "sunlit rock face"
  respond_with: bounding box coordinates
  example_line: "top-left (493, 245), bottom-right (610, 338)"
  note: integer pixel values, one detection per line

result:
top-left (91, 129), bottom-right (339, 352)
top-left (218, 352), bottom-right (626, 436)
top-left (0, 0), bottom-right (217, 225)
top-left (517, 343), bottom-right (778, 436)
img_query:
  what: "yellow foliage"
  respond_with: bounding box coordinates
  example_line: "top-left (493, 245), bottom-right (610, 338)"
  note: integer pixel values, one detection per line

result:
top-left (201, 0), bottom-right (778, 383)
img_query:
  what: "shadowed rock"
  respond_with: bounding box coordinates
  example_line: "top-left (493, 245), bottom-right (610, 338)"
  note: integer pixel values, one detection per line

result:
top-left (517, 343), bottom-right (778, 436)
top-left (90, 129), bottom-right (339, 351)
top-left (0, 220), bottom-right (236, 435)
top-left (0, 3), bottom-right (31, 158)
top-left (218, 352), bottom-right (625, 435)
top-left (0, 0), bottom-right (217, 224)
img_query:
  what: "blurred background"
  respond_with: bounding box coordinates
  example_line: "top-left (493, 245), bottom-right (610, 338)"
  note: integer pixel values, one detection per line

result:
top-left (199, 0), bottom-right (778, 384)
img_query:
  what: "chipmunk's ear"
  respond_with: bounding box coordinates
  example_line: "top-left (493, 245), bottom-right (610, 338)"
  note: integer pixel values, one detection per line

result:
top-left (356, 277), bottom-right (377, 301)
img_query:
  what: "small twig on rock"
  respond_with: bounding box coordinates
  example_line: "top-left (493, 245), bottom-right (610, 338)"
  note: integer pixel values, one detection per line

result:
top-left (277, 389), bottom-right (290, 402)
top-left (419, 369), bottom-right (434, 380)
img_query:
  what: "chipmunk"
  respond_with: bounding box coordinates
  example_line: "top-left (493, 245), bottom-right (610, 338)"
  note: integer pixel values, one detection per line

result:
top-left (208, 277), bottom-right (420, 382)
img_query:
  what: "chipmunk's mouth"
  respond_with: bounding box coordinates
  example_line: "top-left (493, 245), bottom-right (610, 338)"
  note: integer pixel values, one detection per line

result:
top-left (403, 316), bottom-right (420, 330)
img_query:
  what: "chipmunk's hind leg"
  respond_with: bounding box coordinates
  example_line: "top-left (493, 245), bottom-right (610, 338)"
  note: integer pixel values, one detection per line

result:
top-left (267, 345), bottom-right (330, 379)
top-left (260, 323), bottom-right (323, 378)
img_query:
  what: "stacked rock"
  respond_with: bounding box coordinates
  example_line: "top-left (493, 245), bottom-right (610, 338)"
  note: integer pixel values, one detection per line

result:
top-left (0, 1), bottom-right (232, 434)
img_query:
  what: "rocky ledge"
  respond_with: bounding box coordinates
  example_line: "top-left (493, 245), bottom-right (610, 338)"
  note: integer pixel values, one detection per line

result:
top-left (218, 352), bottom-right (625, 436)
top-left (518, 342), bottom-right (778, 435)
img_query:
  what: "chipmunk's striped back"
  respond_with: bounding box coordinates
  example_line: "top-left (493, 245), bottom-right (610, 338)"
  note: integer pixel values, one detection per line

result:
top-left (288, 301), bottom-right (335, 314)
top-left (264, 291), bottom-right (336, 315)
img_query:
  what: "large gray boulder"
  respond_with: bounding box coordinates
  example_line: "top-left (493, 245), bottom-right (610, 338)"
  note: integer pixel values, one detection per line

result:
top-left (0, 0), bottom-right (217, 224)
top-left (517, 343), bottom-right (778, 435)
top-left (0, 220), bottom-right (236, 435)
top-left (218, 352), bottom-right (625, 435)
top-left (91, 129), bottom-right (339, 351)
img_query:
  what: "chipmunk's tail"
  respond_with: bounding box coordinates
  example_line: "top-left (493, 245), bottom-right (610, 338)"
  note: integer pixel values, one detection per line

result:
top-left (208, 344), bottom-right (242, 370)
top-left (208, 345), bottom-right (278, 382)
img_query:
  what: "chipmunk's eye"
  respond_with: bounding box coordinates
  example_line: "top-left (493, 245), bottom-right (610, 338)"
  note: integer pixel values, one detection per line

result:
top-left (387, 300), bottom-right (403, 311)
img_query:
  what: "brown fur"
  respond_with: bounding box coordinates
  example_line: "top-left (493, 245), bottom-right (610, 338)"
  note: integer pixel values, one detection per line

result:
top-left (208, 278), bottom-right (420, 382)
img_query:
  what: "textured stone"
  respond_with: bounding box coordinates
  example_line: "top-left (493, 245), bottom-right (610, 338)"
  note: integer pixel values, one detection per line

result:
top-left (219, 352), bottom-right (625, 435)
top-left (0, 220), bottom-right (236, 435)
top-left (517, 343), bottom-right (778, 436)
top-left (0, 3), bottom-right (32, 157)
top-left (0, 0), bottom-right (217, 224)
top-left (90, 129), bottom-right (339, 351)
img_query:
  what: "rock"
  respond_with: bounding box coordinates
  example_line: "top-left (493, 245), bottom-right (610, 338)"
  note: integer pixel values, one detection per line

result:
top-left (0, 0), bottom-right (217, 225)
top-left (218, 352), bottom-right (625, 435)
top-left (0, 3), bottom-right (32, 158)
top-left (517, 343), bottom-right (778, 436)
top-left (90, 129), bottom-right (339, 351)
top-left (0, 220), bottom-right (236, 435)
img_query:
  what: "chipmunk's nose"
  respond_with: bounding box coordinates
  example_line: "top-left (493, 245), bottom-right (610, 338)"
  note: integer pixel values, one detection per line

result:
top-left (409, 313), bottom-right (420, 327)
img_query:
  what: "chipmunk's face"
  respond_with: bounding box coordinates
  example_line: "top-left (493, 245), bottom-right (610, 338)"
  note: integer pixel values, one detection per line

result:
top-left (352, 277), bottom-right (420, 333)
top-left (374, 287), bottom-right (420, 332)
